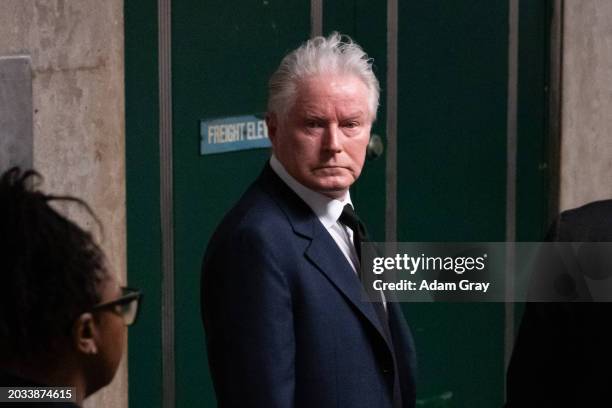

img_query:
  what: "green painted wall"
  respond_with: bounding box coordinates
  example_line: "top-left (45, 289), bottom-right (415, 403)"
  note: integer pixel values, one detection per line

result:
top-left (125, 0), bottom-right (162, 407)
top-left (517, 0), bottom-right (552, 241)
top-left (397, 2), bottom-right (508, 406)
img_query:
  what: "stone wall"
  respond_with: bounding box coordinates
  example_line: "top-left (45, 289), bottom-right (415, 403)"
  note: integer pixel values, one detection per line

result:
top-left (0, 1), bottom-right (126, 407)
top-left (560, 0), bottom-right (612, 210)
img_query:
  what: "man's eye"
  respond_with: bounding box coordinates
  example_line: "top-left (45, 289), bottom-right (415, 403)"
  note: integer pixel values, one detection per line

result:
top-left (343, 121), bottom-right (359, 128)
top-left (305, 120), bottom-right (322, 128)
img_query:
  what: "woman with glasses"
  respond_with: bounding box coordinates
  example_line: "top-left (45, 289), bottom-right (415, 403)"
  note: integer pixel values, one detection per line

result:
top-left (0, 168), bottom-right (142, 407)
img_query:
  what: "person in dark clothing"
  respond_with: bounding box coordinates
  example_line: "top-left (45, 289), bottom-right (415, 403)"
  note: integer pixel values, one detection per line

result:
top-left (201, 33), bottom-right (416, 408)
top-left (506, 200), bottom-right (612, 407)
top-left (0, 167), bottom-right (142, 406)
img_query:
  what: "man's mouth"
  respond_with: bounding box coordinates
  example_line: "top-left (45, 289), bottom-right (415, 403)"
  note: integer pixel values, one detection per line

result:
top-left (314, 165), bottom-right (345, 170)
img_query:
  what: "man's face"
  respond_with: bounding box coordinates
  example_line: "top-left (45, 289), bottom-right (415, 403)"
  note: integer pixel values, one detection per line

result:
top-left (267, 74), bottom-right (373, 199)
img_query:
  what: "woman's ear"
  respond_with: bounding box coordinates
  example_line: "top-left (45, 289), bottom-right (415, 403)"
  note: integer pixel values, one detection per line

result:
top-left (72, 313), bottom-right (98, 355)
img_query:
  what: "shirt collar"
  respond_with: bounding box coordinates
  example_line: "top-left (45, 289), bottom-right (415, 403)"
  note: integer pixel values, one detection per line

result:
top-left (269, 155), bottom-right (352, 228)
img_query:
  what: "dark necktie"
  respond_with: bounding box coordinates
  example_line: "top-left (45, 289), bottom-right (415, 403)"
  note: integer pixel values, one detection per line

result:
top-left (338, 204), bottom-right (368, 261)
top-left (339, 204), bottom-right (403, 408)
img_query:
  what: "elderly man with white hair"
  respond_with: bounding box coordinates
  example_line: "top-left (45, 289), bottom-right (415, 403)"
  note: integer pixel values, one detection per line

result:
top-left (201, 33), bottom-right (416, 408)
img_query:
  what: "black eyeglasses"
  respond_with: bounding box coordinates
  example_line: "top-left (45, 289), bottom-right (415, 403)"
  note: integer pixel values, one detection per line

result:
top-left (92, 287), bottom-right (142, 326)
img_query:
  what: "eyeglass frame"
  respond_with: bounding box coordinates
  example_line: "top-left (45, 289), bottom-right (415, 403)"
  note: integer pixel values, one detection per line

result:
top-left (91, 286), bottom-right (143, 326)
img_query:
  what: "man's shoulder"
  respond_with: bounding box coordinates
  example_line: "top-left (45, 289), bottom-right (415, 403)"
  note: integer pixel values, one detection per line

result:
top-left (557, 199), bottom-right (612, 241)
top-left (202, 171), bottom-right (313, 272)
top-left (212, 167), bottom-right (313, 240)
top-left (561, 199), bottom-right (612, 220)
top-left (219, 180), bottom-right (289, 234)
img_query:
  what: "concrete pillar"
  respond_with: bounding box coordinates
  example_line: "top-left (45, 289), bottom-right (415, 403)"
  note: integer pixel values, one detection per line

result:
top-left (0, 1), bottom-right (126, 407)
top-left (560, 0), bottom-right (612, 210)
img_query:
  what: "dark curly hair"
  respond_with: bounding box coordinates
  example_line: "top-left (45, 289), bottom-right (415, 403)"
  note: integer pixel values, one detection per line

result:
top-left (0, 167), bottom-right (108, 360)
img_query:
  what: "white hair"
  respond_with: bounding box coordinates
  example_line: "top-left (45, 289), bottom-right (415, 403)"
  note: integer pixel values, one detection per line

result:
top-left (267, 32), bottom-right (380, 121)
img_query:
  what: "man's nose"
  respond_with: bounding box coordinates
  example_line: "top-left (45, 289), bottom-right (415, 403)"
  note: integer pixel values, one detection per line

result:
top-left (322, 124), bottom-right (342, 153)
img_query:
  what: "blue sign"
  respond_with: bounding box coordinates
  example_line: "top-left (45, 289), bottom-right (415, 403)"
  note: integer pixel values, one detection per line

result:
top-left (200, 114), bottom-right (271, 155)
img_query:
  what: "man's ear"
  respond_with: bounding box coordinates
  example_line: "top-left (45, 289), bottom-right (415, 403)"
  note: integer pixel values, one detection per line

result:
top-left (73, 313), bottom-right (98, 355)
top-left (265, 112), bottom-right (278, 145)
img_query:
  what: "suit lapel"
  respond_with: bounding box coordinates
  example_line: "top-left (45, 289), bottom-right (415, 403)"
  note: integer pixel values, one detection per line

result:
top-left (305, 233), bottom-right (394, 350)
top-left (257, 163), bottom-right (393, 350)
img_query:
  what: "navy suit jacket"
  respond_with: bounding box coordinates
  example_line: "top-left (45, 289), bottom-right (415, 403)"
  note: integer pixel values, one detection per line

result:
top-left (201, 163), bottom-right (416, 408)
